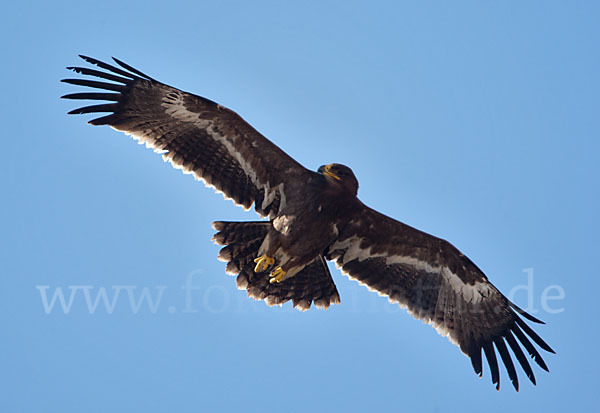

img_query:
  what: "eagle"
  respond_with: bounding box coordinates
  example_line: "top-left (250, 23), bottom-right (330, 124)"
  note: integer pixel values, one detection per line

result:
top-left (62, 55), bottom-right (554, 391)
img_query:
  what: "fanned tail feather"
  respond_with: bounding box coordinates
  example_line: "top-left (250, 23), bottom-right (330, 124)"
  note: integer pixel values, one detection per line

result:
top-left (212, 221), bottom-right (340, 311)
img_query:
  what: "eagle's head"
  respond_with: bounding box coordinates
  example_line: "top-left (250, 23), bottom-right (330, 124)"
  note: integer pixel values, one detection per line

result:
top-left (318, 163), bottom-right (359, 196)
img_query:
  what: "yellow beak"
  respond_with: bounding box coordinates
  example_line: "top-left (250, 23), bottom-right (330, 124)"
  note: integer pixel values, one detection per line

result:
top-left (321, 164), bottom-right (341, 181)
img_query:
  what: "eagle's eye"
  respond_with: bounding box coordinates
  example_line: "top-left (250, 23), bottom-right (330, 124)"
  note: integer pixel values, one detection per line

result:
top-left (332, 166), bottom-right (345, 177)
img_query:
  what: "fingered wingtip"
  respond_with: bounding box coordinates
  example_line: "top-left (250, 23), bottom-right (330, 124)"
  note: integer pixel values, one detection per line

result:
top-left (78, 55), bottom-right (93, 63)
top-left (111, 56), bottom-right (154, 80)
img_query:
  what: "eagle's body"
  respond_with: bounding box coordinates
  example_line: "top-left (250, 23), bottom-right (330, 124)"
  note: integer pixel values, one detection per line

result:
top-left (62, 56), bottom-right (554, 391)
top-left (259, 166), bottom-right (357, 281)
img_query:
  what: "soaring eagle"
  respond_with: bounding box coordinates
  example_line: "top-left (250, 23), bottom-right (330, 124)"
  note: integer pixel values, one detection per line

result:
top-left (62, 55), bottom-right (554, 391)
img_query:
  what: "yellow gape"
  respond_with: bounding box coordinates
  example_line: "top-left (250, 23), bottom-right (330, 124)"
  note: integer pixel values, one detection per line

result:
top-left (323, 164), bottom-right (341, 181)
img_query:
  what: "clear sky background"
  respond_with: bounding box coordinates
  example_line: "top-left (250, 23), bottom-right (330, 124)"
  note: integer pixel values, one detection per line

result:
top-left (2, 1), bottom-right (598, 411)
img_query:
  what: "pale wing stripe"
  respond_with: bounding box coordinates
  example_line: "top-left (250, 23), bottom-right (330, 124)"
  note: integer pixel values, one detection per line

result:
top-left (330, 236), bottom-right (493, 304)
top-left (332, 259), bottom-right (461, 346)
top-left (160, 90), bottom-right (284, 216)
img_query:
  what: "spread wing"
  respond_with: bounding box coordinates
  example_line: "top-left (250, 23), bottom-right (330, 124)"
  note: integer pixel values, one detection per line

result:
top-left (62, 55), bottom-right (308, 217)
top-left (326, 202), bottom-right (555, 391)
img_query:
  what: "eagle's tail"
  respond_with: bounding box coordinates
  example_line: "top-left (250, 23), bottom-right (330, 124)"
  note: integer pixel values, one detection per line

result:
top-left (212, 221), bottom-right (340, 311)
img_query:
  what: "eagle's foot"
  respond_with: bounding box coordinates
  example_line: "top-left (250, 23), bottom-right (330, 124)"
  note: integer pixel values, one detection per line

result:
top-left (269, 266), bottom-right (287, 284)
top-left (253, 255), bottom-right (275, 273)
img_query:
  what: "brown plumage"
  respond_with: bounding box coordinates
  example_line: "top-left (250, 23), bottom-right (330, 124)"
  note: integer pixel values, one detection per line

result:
top-left (62, 55), bottom-right (554, 391)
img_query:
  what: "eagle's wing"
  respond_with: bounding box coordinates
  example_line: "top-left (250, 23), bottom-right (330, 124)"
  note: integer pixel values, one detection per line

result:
top-left (326, 202), bottom-right (555, 391)
top-left (62, 56), bottom-right (308, 218)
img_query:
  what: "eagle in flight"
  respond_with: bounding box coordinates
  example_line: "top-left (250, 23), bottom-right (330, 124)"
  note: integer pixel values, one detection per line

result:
top-left (62, 55), bottom-right (554, 391)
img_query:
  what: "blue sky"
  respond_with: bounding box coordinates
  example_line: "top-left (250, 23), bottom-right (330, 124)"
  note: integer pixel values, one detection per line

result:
top-left (2, 1), bottom-right (599, 411)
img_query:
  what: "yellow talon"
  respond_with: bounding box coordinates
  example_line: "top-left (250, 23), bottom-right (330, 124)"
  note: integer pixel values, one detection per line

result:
top-left (269, 267), bottom-right (287, 284)
top-left (253, 255), bottom-right (274, 273)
